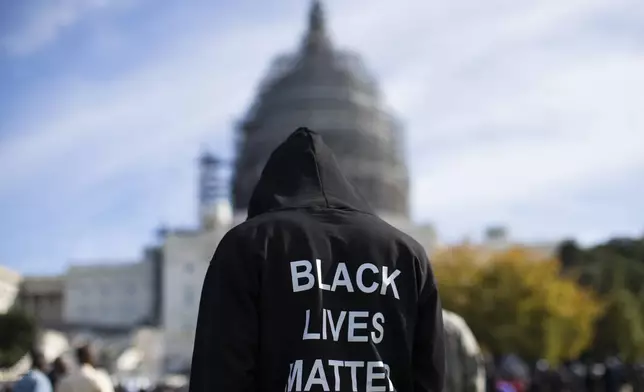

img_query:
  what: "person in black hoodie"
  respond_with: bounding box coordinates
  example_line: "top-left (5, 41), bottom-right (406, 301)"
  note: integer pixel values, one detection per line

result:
top-left (189, 127), bottom-right (446, 392)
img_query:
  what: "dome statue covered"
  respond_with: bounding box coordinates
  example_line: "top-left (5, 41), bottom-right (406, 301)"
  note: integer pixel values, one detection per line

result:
top-left (231, 1), bottom-right (410, 219)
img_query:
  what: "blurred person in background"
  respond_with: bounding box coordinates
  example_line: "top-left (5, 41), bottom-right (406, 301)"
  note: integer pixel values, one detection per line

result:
top-left (12, 350), bottom-right (52, 392)
top-left (189, 128), bottom-right (446, 392)
top-left (565, 360), bottom-right (588, 392)
top-left (630, 363), bottom-right (644, 390)
top-left (585, 361), bottom-right (606, 392)
top-left (57, 345), bottom-right (114, 392)
top-left (603, 356), bottom-right (623, 392)
top-left (547, 366), bottom-right (565, 391)
top-left (495, 355), bottom-right (529, 392)
top-left (484, 354), bottom-right (497, 391)
top-left (47, 357), bottom-right (68, 391)
top-left (442, 309), bottom-right (486, 392)
top-left (527, 360), bottom-right (548, 392)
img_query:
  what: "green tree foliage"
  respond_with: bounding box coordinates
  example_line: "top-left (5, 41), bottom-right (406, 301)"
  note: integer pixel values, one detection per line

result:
top-left (434, 245), bottom-right (602, 365)
top-left (593, 289), bottom-right (644, 362)
top-left (558, 239), bottom-right (584, 269)
top-left (0, 309), bottom-right (37, 369)
top-left (557, 235), bottom-right (644, 361)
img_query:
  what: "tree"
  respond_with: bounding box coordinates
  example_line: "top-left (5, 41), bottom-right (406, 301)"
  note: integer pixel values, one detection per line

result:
top-left (559, 235), bottom-right (644, 361)
top-left (598, 237), bottom-right (644, 263)
top-left (557, 239), bottom-right (583, 269)
top-left (592, 289), bottom-right (644, 362)
top-left (430, 245), bottom-right (482, 315)
top-left (0, 309), bottom-right (37, 369)
top-left (433, 245), bottom-right (603, 364)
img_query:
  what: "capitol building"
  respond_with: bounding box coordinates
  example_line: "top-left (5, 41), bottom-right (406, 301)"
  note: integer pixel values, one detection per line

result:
top-left (1, 1), bottom-right (550, 381)
top-left (160, 1), bottom-right (437, 370)
top-left (231, 1), bottom-right (409, 223)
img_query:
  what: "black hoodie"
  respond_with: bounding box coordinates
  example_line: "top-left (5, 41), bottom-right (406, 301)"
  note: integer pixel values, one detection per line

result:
top-left (189, 127), bottom-right (445, 392)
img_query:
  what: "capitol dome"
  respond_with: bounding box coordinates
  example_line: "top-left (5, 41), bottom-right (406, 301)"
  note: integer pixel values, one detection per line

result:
top-left (231, 1), bottom-right (410, 219)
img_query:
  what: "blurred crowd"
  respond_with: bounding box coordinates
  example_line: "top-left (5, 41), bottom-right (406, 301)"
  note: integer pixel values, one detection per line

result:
top-left (483, 355), bottom-right (644, 392)
top-left (1, 346), bottom-right (185, 392)
top-left (4, 341), bottom-right (644, 392)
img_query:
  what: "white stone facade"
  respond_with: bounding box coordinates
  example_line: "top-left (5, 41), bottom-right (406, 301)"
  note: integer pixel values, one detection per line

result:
top-left (64, 261), bottom-right (154, 328)
top-left (0, 265), bottom-right (21, 313)
top-left (17, 276), bottom-right (65, 328)
top-left (161, 226), bottom-right (228, 371)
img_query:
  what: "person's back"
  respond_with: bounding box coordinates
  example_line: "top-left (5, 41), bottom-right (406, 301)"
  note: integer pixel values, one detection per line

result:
top-left (442, 310), bottom-right (486, 392)
top-left (12, 351), bottom-right (52, 392)
top-left (189, 128), bottom-right (446, 392)
top-left (57, 346), bottom-right (114, 392)
top-left (48, 357), bottom-right (68, 391)
top-left (12, 371), bottom-right (51, 392)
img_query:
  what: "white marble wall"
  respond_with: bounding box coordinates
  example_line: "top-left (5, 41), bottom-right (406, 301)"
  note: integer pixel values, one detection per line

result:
top-left (64, 261), bottom-right (154, 327)
top-left (161, 227), bottom-right (227, 370)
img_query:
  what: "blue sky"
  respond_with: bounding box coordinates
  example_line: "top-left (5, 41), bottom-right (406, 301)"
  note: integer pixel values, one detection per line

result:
top-left (1, 0), bottom-right (643, 275)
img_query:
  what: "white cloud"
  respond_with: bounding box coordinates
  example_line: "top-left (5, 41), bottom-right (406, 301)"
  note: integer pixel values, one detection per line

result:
top-left (0, 19), bottom-right (294, 194)
top-left (324, 0), bottom-right (644, 242)
top-left (0, 0), bottom-right (123, 56)
top-left (2, 0), bottom-right (643, 270)
top-left (412, 52), bottom-right (644, 205)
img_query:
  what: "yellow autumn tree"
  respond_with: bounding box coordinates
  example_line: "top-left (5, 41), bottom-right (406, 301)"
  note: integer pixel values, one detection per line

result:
top-left (433, 245), bottom-right (603, 364)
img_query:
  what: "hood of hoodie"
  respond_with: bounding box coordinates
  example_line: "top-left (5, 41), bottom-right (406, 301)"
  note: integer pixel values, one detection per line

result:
top-left (246, 127), bottom-right (373, 219)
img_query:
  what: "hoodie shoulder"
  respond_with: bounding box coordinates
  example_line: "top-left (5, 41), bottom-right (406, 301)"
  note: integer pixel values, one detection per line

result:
top-left (222, 212), bottom-right (291, 249)
top-left (243, 208), bottom-right (428, 259)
